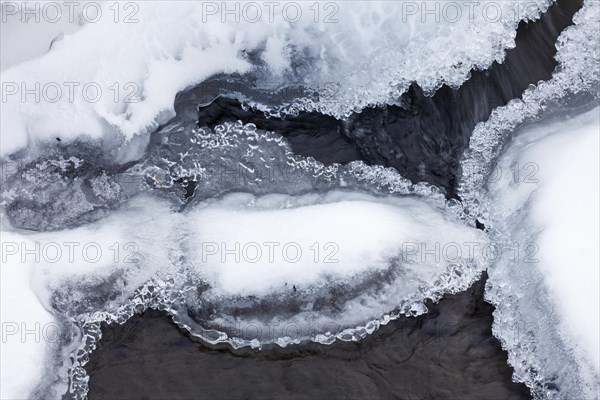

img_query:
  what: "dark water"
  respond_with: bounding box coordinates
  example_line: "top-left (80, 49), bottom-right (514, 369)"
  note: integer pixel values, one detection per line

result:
top-left (80, 1), bottom-right (584, 399)
top-left (86, 274), bottom-right (530, 400)
top-left (178, 0), bottom-right (581, 196)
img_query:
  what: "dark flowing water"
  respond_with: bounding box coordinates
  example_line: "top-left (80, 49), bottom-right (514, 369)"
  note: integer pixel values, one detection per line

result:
top-left (174, 0), bottom-right (581, 196)
top-left (86, 274), bottom-right (530, 400)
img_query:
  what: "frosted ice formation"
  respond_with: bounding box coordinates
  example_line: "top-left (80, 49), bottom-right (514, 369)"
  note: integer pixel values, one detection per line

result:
top-left (484, 106), bottom-right (599, 399)
top-left (1, 1), bottom-right (597, 399)
top-left (1, 119), bottom-right (481, 399)
top-left (458, 0), bottom-right (600, 218)
top-left (2, 188), bottom-right (488, 398)
top-left (1, 0), bottom-right (550, 157)
top-left (181, 190), bottom-right (488, 344)
top-left (457, 0), bottom-right (600, 397)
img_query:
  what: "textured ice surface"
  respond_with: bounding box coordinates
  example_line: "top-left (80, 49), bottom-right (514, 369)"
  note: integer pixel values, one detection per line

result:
top-left (0, 120), bottom-right (449, 231)
top-left (1, 188), bottom-right (487, 398)
top-left (0, 0), bottom-right (550, 157)
top-left (457, 1), bottom-right (600, 397)
top-left (0, 195), bottom-right (175, 399)
top-left (458, 0), bottom-right (600, 218)
top-left (484, 106), bottom-right (599, 399)
top-left (0, 113), bottom-right (477, 399)
top-left (1, 1), bottom-right (597, 399)
top-left (180, 190), bottom-right (488, 344)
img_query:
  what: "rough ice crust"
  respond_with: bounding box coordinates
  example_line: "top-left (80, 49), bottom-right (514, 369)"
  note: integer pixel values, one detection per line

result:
top-left (2, 117), bottom-right (483, 399)
top-left (485, 107), bottom-right (599, 399)
top-left (0, 0), bottom-right (550, 157)
top-left (458, 0), bottom-right (600, 219)
top-left (457, 1), bottom-right (600, 398)
top-left (4, 188), bottom-right (487, 399)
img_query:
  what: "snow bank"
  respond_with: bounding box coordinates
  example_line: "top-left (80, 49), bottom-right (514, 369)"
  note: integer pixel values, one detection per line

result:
top-left (1, 0), bottom-right (550, 157)
top-left (486, 106), bottom-right (599, 398)
top-left (1, 231), bottom-right (55, 400)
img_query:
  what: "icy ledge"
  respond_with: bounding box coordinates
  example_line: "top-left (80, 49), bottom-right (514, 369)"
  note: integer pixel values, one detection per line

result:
top-left (487, 106), bottom-right (599, 399)
top-left (458, 0), bottom-right (599, 218)
top-left (457, 0), bottom-right (600, 397)
top-left (1, 0), bottom-right (550, 157)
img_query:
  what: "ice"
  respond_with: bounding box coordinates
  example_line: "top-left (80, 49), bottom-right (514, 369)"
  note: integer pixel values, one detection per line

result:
top-left (0, 195), bottom-right (176, 398)
top-left (6, 189), bottom-right (486, 327)
top-left (454, 2), bottom-right (600, 397)
top-left (0, 120), bottom-right (450, 232)
top-left (29, 195), bottom-right (177, 315)
top-left (174, 190), bottom-right (488, 348)
top-left (482, 107), bottom-right (599, 399)
top-left (1, 1), bottom-right (595, 398)
top-left (455, 2), bottom-right (600, 396)
top-left (1, 0), bottom-right (550, 158)
top-left (458, 0), bottom-right (600, 217)
top-left (2, 187), bottom-right (487, 398)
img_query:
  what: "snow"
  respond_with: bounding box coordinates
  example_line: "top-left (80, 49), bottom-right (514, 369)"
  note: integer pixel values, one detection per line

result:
top-left (1, 231), bottom-right (55, 400)
top-left (0, 189), bottom-right (489, 395)
top-left (0, 1), bottom-right (85, 70)
top-left (0, 0), bottom-right (550, 157)
top-left (188, 191), bottom-right (487, 296)
top-left (521, 109), bottom-right (599, 374)
top-left (487, 106), bottom-right (600, 396)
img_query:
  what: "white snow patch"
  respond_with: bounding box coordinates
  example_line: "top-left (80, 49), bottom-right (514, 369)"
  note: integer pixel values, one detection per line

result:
top-left (487, 106), bottom-right (600, 396)
top-left (1, 231), bottom-right (54, 400)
